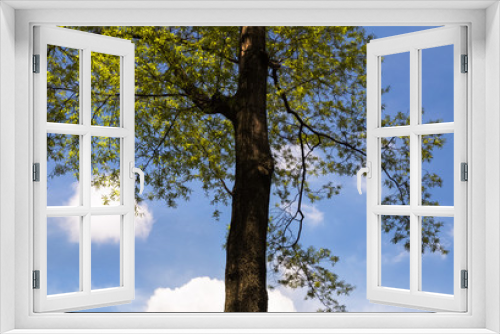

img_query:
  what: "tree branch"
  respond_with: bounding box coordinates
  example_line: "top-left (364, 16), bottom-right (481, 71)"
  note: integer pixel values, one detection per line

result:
top-left (154, 29), bottom-right (236, 121)
top-left (271, 67), bottom-right (365, 159)
top-left (271, 65), bottom-right (410, 241)
top-left (142, 108), bottom-right (184, 171)
top-left (192, 135), bottom-right (234, 197)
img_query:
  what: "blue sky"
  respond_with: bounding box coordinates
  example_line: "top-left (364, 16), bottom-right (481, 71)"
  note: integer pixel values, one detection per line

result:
top-left (46, 26), bottom-right (455, 313)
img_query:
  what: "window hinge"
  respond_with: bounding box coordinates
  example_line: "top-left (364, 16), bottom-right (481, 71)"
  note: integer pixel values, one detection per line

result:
top-left (33, 54), bottom-right (40, 73)
top-left (33, 163), bottom-right (40, 182)
top-left (461, 162), bottom-right (468, 181)
top-left (33, 270), bottom-right (40, 289)
top-left (461, 54), bottom-right (468, 73)
top-left (461, 270), bottom-right (468, 289)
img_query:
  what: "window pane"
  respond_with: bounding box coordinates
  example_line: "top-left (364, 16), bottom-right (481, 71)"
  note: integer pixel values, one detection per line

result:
top-left (381, 136), bottom-right (410, 205)
top-left (381, 52), bottom-right (410, 127)
top-left (421, 134), bottom-right (454, 206)
top-left (421, 45), bottom-right (454, 124)
top-left (47, 216), bottom-right (80, 295)
top-left (421, 216), bottom-right (454, 294)
top-left (47, 134), bottom-right (80, 206)
top-left (91, 52), bottom-right (121, 127)
top-left (91, 215), bottom-right (121, 290)
top-left (91, 136), bottom-right (121, 206)
top-left (47, 45), bottom-right (80, 124)
top-left (381, 215), bottom-right (410, 290)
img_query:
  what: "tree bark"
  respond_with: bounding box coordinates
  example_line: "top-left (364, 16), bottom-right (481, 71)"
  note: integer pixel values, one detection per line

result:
top-left (224, 26), bottom-right (274, 312)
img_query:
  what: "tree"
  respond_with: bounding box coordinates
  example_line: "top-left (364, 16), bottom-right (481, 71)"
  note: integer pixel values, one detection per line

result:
top-left (47, 26), bottom-right (448, 312)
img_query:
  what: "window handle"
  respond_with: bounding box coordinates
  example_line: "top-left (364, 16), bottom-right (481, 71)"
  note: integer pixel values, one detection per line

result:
top-left (129, 162), bottom-right (145, 195)
top-left (357, 162), bottom-right (371, 195)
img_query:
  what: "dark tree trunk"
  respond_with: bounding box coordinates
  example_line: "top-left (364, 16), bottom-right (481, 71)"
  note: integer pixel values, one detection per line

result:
top-left (224, 26), bottom-right (274, 312)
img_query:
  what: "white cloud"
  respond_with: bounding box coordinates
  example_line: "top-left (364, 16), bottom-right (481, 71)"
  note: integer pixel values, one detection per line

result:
top-left (422, 221), bottom-right (454, 260)
top-left (381, 249), bottom-right (409, 264)
top-left (302, 204), bottom-right (324, 226)
top-left (144, 276), bottom-right (296, 312)
top-left (273, 144), bottom-right (320, 171)
top-left (270, 285), bottom-right (324, 312)
top-left (145, 277), bottom-right (224, 312)
top-left (282, 202), bottom-right (325, 227)
top-left (268, 288), bottom-right (297, 312)
top-left (273, 144), bottom-right (301, 171)
top-left (134, 202), bottom-right (154, 239)
top-left (392, 249), bottom-right (409, 263)
top-left (446, 225), bottom-right (454, 240)
top-left (59, 182), bottom-right (154, 244)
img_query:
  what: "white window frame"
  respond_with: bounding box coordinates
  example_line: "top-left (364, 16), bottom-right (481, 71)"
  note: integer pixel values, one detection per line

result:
top-left (33, 26), bottom-right (136, 312)
top-left (0, 1), bottom-right (499, 333)
top-left (366, 26), bottom-right (467, 312)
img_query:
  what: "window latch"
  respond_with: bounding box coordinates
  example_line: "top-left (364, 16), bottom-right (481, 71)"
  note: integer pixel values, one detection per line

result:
top-left (129, 162), bottom-right (145, 194)
top-left (357, 162), bottom-right (372, 195)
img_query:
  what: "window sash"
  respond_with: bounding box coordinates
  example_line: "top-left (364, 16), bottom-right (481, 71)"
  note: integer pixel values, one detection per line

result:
top-left (366, 26), bottom-right (468, 312)
top-left (32, 26), bottom-right (136, 313)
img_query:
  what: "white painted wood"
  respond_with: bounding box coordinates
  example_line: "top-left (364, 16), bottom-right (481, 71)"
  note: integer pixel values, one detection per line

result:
top-left (366, 26), bottom-right (467, 312)
top-left (409, 43), bottom-right (419, 297)
top-left (0, 329), bottom-right (498, 334)
top-left (46, 206), bottom-right (130, 216)
top-left (3, 0), bottom-right (497, 10)
top-left (371, 205), bottom-right (455, 217)
top-left (0, 2), bottom-right (17, 333)
top-left (81, 45), bottom-right (92, 301)
top-left (46, 123), bottom-right (131, 138)
top-left (33, 26), bottom-right (135, 312)
top-left (485, 3), bottom-right (500, 333)
top-left (372, 123), bottom-right (454, 138)
top-left (452, 25), bottom-right (469, 314)
top-left (121, 41), bottom-right (136, 299)
top-left (366, 30), bottom-right (379, 306)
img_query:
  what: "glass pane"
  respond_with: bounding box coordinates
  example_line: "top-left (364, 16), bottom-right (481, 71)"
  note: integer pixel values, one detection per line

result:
top-left (421, 216), bottom-right (454, 294)
top-left (421, 134), bottom-right (454, 206)
top-left (381, 215), bottom-right (410, 290)
top-left (91, 215), bottom-right (121, 290)
top-left (91, 52), bottom-right (121, 127)
top-left (47, 216), bottom-right (80, 295)
top-left (47, 134), bottom-right (80, 206)
top-left (421, 45), bottom-right (454, 124)
top-left (91, 136), bottom-right (121, 206)
top-left (381, 136), bottom-right (410, 205)
top-left (381, 52), bottom-right (410, 127)
top-left (47, 45), bottom-right (80, 124)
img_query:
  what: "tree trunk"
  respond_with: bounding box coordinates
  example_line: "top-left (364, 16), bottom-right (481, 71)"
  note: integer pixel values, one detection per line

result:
top-left (224, 26), bottom-right (274, 312)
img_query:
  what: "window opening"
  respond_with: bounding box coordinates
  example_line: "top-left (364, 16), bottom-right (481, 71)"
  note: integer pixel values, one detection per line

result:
top-left (38, 25), bottom-right (465, 313)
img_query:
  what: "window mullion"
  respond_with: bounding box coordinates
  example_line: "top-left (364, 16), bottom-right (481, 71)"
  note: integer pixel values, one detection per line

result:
top-left (81, 47), bottom-right (92, 294)
top-left (409, 47), bottom-right (420, 294)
